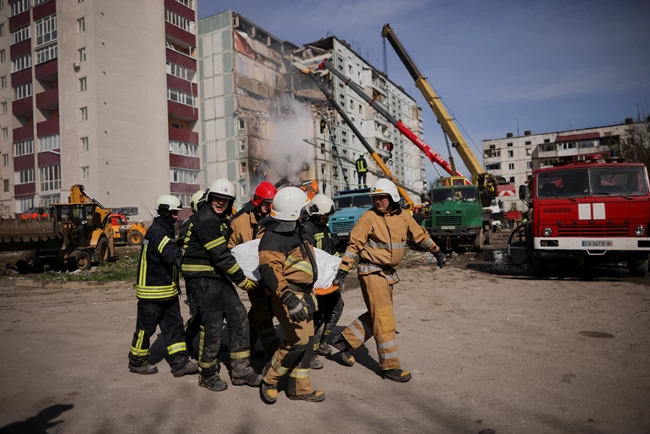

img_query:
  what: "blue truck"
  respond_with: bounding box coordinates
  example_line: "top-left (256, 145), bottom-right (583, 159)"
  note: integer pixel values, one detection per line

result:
top-left (328, 188), bottom-right (372, 242)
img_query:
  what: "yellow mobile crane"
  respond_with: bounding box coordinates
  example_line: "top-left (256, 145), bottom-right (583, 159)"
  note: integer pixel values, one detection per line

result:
top-left (382, 24), bottom-right (503, 206)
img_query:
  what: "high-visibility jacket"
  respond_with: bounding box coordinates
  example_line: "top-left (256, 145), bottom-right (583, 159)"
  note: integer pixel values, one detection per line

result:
top-left (302, 220), bottom-right (337, 256)
top-left (258, 220), bottom-right (318, 298)
top-left (180, 204), bottom-right (247, 284)
top-left (340, 207), bottom-right (440, 275)
top-left (356, 157), bottom-right (368, 173)
top-left (135, 217), bottom-right (181, 301)
top-left (228, 209), bottom-right (264, 248)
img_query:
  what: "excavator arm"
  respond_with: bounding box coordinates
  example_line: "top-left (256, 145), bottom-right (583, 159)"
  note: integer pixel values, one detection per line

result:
top-left (381, 24), bottom-right (501, 205)
top-left (306, 72), bottom-right (415, 209)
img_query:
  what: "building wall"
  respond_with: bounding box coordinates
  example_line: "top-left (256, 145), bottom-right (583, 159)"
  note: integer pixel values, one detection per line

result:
top-left (0, 0), bottom-right (13, 216)
top-left (0, 0), bottom-right (199, 220)
top-left (482, 122), bottom-right (637, 211)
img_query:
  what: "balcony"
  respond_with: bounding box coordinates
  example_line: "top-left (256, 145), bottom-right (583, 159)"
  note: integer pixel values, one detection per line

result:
top-left (167, 74), bottom-right (198, 94)
top-left (38, 151), bottom-right (60, 167)
top-left (166, 47), bottom-right (196, 70)
top-left (10, 39), bottom-right (31, 59)
top-left (15, 183), bottom-right (36, 198)
top-left (164, 0), bottom-right (195, 21)
top-left (9, 11), bottom-right (30, 33)
top-left (11, 68), bottom-right (32, 87)
top-left (36, 88), bottom-right (59, 110)
top-left (13, 154), bottom-right (35, 171)
top-left (33, 0), bottom-right (56, 21)
top-left (35, 59), bottom-right (58, 82)
top-left (165, 22), bottom-right (196, 48)
top-left (12, 97), bottom-right (33, 116)
top-left (170, 154), bottom-right (200, 171)
top-left (37, 119), bottom-right (59, 137)
top-left (13, 125), bottom-right (34, 142)
top-left (169, 126), bottom-right (198, 144)
top-left (167, 100), bottom-right (198, 121)
top-left (484, 149), bottom-right (501, 159)
top-left (170, 183), bottom-right (199, 194)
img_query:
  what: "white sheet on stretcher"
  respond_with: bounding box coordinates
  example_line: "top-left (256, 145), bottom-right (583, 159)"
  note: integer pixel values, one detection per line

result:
top-left (231, 239), bottom-right (341, 289)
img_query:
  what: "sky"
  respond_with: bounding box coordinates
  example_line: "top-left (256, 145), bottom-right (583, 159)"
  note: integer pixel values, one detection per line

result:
top-left (197, 0), bottom-right (650, 181)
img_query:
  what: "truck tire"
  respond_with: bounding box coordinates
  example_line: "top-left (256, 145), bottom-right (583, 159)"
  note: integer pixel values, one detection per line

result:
top-left (128, 231), bottom-right (144, 246)
top-left (473, 229), bottom-right (484, 252)
top-left (97, 237), bottom-right (110, 264)
top-left (75, 251), bottom-right (92, 271)
top-left (529, 256), bottom-right (545, 277)
top-left (628, 254), bottom-right (649, 277)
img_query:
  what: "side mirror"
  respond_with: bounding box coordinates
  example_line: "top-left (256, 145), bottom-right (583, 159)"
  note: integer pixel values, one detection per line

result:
top-left (518, 185), bottom-right (529, 201)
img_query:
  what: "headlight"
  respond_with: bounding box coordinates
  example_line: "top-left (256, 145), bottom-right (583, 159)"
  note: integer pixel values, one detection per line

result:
top-left (634, 225), bottom-right (646, 237)
top-left (542, 227), bottom-right (553, 237)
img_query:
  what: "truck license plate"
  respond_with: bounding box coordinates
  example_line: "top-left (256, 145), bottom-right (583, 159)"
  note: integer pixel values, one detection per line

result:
top-left (582, 240), bottom-right (613, 247)
top-left (441, 226), bottom-right (455, 230)
top-left (338, 232), bottom-right (349, 236)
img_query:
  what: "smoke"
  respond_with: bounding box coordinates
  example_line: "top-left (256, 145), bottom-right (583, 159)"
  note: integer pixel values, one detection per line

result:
top-left (265, 99), bottom-right (314, 184)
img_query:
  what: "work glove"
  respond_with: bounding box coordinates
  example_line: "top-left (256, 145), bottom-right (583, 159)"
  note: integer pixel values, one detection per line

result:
top-left (332, 270), bottom-right (348, 291)
top-left (432, 250), bottom-right (446, 269)
top-left (237, 277), bottom-right (258, 291)
top-left (280, 291), bottom-right (309, 322)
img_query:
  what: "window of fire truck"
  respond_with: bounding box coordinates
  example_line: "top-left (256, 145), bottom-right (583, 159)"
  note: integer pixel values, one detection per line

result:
top-left (537, 169), bottom-right (589, 198)
top-left (589, 167), bottom-right (648, 196)
top-left (334, 195), bottom-right (373, 210)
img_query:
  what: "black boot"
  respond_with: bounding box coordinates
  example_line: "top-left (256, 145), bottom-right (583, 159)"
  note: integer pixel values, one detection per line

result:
top-left (310, 355), bottom-right (324, 370)
top-left (260, 381), bottom-right (278, 404)
top-left (128, 360), bottom-right (158, 375)
top-left (231, 359), bottom-right (262, 386)
top-left (172, 359), bottom-right (199, 378)
top-left (315, 342), bottom-right (334, 356)
top-left (382, 368), bottom-right (412, 383)
top-left (199, 374), bottom-right (228, 392)
top-left (332, 335), bottom-right (355, 367)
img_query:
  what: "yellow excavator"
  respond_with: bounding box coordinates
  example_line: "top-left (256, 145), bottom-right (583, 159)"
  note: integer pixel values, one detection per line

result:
top-left (381, 24), bottom-right (505, 206)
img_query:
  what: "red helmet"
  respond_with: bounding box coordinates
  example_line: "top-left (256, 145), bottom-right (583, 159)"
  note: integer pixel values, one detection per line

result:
top-left (251, 181), bottom-right (277, 207)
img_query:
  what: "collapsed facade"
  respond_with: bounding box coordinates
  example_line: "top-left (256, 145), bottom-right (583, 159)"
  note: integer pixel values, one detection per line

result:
top-left (198, 10), bottom-right (426, 207)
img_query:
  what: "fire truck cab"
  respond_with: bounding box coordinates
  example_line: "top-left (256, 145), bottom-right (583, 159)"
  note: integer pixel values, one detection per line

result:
top-left (520, 155), bottom-right (650, 277)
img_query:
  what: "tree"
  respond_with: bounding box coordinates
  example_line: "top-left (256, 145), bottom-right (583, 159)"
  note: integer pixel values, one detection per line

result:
top-left (609, 121), bottom-right (650, 168)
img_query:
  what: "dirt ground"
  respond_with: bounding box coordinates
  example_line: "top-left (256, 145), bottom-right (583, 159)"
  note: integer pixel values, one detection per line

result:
top-left (0, 236), bottom-right (649, 434)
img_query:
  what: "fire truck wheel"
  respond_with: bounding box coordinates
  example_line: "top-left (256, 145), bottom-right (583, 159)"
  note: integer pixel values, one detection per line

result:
top-left (528, 256), bottom-right (545, 277)
top-left (628, 254), bottom-right (649, 278)
top-left (128, 231), bottom-right (144, 246)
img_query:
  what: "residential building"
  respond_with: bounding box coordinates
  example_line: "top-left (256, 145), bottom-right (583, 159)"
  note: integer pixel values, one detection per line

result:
top-left (0, 0), bottom-right (199, 219)
top-left (198, 11), bottom-right (426, 207)
top-left (482, 118), bottom-right (642, 211)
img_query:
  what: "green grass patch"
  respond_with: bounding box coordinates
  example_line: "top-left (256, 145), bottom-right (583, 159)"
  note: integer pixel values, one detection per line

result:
top-left (32, 252), bottom-right (139, 283)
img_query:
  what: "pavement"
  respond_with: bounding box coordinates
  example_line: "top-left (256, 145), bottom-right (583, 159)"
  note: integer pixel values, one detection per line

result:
top-left (0, 243), bottom-right (649, 434)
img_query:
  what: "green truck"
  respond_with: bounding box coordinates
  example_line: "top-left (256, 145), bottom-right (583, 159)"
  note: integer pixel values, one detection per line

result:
top-left (422, 185), bottom-right (493, 252)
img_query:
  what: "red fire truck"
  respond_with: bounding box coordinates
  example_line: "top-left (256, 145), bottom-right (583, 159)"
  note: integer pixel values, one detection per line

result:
top-left (519, 155), bottom-right (650, 277)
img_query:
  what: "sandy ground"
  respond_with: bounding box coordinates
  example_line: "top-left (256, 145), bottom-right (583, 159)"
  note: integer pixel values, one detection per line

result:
top-left (0, 239), bottom-right (649, 434)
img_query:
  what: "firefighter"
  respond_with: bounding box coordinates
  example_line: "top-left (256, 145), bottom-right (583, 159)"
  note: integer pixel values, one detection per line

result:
top-left (302, 193), bottom-right (344, 370)
top-left (181, 179), bottom-right (261, 392)
top-left (355, 153), bottom-right (368, 188)
top-left (178, 189), bottom-right (206, 357)
top-left (228, 181), bottom-right (280, 359)
top-left (258, 187), bottom-right (325, 404)
top-left (331, 179), bottom-right (446, 382)
top-left (127, 195), bottom-right (199, 377)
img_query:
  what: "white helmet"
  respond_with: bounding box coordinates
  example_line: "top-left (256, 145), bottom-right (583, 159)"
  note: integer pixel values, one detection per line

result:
top-left (270, 187), bottom-right (310, 222)
top-left (207, 179), bottom-right (236, 200)
top-left (190, 189), bottom-right (206, 213)
top-left (308, 193), bottom-right (335, 216)
top-left (156, 194), bottom-right (183, 212)
top-left (370, 178), bottom-right (400, 202)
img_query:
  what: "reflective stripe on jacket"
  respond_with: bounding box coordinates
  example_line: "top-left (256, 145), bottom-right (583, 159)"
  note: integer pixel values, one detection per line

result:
top-left (136, 217), bottom-right (181, 300)
top-left (302, 220), bottom-right (337, 256)
top-left (340, 207), bottom-right (440, 274)
top-left (356, 158), bottom-right (368, 173)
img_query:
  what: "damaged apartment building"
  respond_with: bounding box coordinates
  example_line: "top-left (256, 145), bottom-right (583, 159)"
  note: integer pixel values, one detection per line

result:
top-left (197, 10), bottom-right (426, 206)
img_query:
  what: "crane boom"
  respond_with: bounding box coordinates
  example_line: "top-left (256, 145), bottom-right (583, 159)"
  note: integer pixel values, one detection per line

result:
top-left (307, 73), bottom-right (415, 209)
top-left (318, 59), bottom-right (466, 181)
top-left (381, 24), bottom-right (500, 204)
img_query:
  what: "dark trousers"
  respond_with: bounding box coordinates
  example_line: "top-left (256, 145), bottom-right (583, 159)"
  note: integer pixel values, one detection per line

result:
top-left (357, 172), bottom-right (367, 187)
top-left (184, 278), bottom-right (201, 344)
top-left (128, 298), bottom-right (189, 371)
top-left (187, 277), bottom-right (255, 379)
top-left (313, 291), bottom-right (344, 349)
top-left (248, 287), bottom-right (280, 355)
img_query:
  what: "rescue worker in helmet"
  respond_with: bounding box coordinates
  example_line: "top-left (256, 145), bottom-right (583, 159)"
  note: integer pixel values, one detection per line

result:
top-left (228, 181), bottom-right (280, 359)
top-left (258, 187), bottom-right (325, 403)
top-left (127, 195), bottom-right (199, 377)
top-left (177, 189), bottom-right (206, 357)
top-left (331, 179), bottom-right (446, 382)
top-left (301, 193), bottom-right (344, 370)
top-left (355, 153), bottom-right (368, 188)
top-left (181, 179), bottom-right (261, 392)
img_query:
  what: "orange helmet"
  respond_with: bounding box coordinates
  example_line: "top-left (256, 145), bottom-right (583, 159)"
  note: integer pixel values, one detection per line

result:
top-left (251, 181), bottom-right (277, 207)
